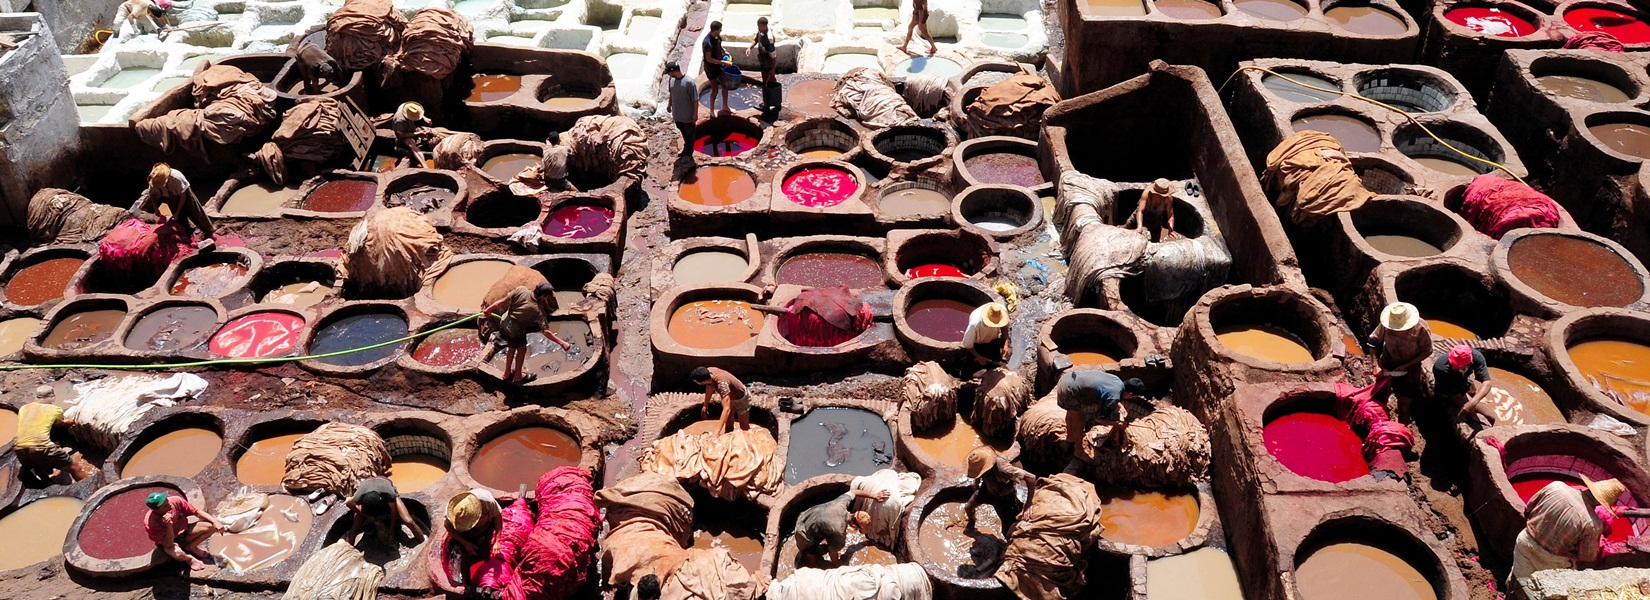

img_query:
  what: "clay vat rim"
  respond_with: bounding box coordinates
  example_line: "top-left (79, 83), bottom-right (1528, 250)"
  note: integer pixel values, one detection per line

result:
top-left (1391, 120), bottom-right (1505, 173)
top-left (1437, 0), bottom-right (1549, 37)
top-left (901, 481), bottom-right (1010, 590)
top-left (457, 408), bottom-right (600, 497)
top-left (1491, 228), bottom-right (1650, 312)
top-left (1259, 68), bottom-right (1348, 102)
top-left (867, 125), bottom-right (953, 166)
top-left (771, 475), bottom-right (905, 579)
top-left (474, 313), bottom-right (605, 387)
top-left (108, 410), bottom-right (227, 481)
top-left (1560, 0), bottom-right (1650, 44)
top-left (423, 254), bottom-right (524, 312)
top-left (161, 248), bottom-right (261, 300)
top-left (30, 295), bottom-right (133, 355)
top-left (783, 116), bottom-right (865, 154)
top-left (1352, 68), bottom-right (1461, 113)
top-left (207, 305), bottom-right (313, 360)
top-left (893, 278), bottom-right (1002, 349)
top-left (1089, 481), bottom-right (1217, 555)
top-left (1195, 287), bottom-right (1338, 369)
top-left (874, 178), bottom-right (956, 222)
top-left (1288, 514), bottom-right (1449, 600)
top-left (953, 136), bottom-right (1052, 192)
top-left (769, 239), bottom-right (889, 291)
top-left (1580, 108), bottom-right (1650, 161)
top-left (886, 229), bottom-right (997, 285)
top-left (652, 283), bottom-right (766, 357)
top-left (1340, 195), bottom-right (1467, 259)
top-left (1287, 106), bottom-right (1385, 151)
top-left (671, 162), bottom-right (766, 211)
top-left (1382, 260), bottom-right (1515, 340)
top-left (694, 114), bottom-right (770, 160)
top-left (1318, 0), bottom-right (1416, 35)
top-left (1350, 155), bottom-right (1418, 195)
top-left (296, 301), bottom-right (414, 373)
top-left (774, 159), bottom-right (868, 210)
top-left (398, 317), bottom-right (488, 374)
top-left (1039, 308), bottom-right (1149, 366)
top-left (895, 394), bottom-right (1023, 480)
top-left (1472, 425), bottom-right (1650, 519)
top-left (283, 172), bottom-right (385, 218)
top-left (228, 417), bottom-right (326, 487)
top-left (460, 189), bottom-right (549, 232)
top-left (1547, 309), bottom-right (1650, 425)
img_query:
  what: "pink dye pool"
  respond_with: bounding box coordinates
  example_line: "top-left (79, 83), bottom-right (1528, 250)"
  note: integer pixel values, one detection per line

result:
top-left (541, 205), bottom-right (614, 239)
top-left (1263, 412), bottom-right (1370, 483)
top-left (695, 131), bottom-right (759, 157)
top-left (211, 312), bottom-right (306, 358)
top-left (906, 264), bottom-right (967, 279)
top-left (782, 167), bottom-right (859, 208)
top-left (1565, 7), bottom-right (1650, 44)
top-left (1443, 6), bottom-right (1537, 36)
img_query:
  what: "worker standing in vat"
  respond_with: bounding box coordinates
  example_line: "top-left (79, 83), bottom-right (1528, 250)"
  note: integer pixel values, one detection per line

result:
top-left (693, 366), bottom-right (751, 433)
top-left (792, 487), bottom-right (892, 565)
top-left (392, 102), bottom-right (433, 167)
top-left (1054, 370), bottom-right (1150, 473)
top-left (145, 491), bottom-right (222, 571)
top-left (295, 41), bottom-right (340, 95)
top-left (702, 21), bottom-right (735, 114)
top-left (1127, 179), bottom-right (1180, 243)
top-left (1512, 477), bottom-right (1650, 586)
top-left (964, 446), bottom-right (1038, 522)
top-left (746, 17), bottom-right (777, 112)
top-left (14, 401), bottom-right (97, 482)
top-left (479, 280), bottom-right (575, 384)
top-left (896, 0), bottom-right (936, 56)
top-left (963, 302), bottom-right (1011, 368)
top-left (1433, 343), bottom-right (1517, 427)
top-left (131, 163), bottom-right (216, 250)
top-left (1368, 302), bottom-right (1433, 421)
top-left (665, 61), bottom-right (698, 159)
top-left (347, 476), bottom-right (428, 547)
top-left (116, 0), bottom-right (165, 37)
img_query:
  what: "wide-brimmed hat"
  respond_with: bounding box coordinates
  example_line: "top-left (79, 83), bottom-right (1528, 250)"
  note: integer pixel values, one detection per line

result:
top-left (1147, 178), bottom-right (1176, 196)
top-left (396, 101), bottom-right (425, 122)
top-left (1582, 475), bottom-right (1627, 507)
top-left (448, 492), bottom-right (484, 532)
top-left (1380, 302), bottom-right (1420, 332)
top-left (980, 303), bottom-right (1009, 328)
top-left (966, 446), bottom-right (997, 479)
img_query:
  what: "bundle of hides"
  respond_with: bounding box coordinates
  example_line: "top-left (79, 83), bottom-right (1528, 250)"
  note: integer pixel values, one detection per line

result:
top-left (474, 497), bottom-right (537, 600)
top-left (96, 219), bottom-right (191, 292)
top-left (64, 373), bottom-right (208, 450)
top-left (383, 8), bottom-right (473, 82)
top-left (517, 466), bottom-right (601, 600)
top-left (639, 424), bottom-right (784, 501)
top-left (566, 115), bottom-right (647, 183)
top-left (1566, 31), bottom-right (1625, 51)
top-left (284, 541), bottom-right (385, 600)
top-left (1056, 172), bottom-right (1146, 301)
top-left (27, 188), bottom-right (126, 244)
top-left (962, 73), bottom-right (1061, 140)
top-left (254, 97), bottom-right (353, 186)
top-left (902, 361), bottom-right (960, 432)
top-left (326, 0), bottom-right (406, 71)
top-left (596, 473), bottom-right (694, 586)
top-left (1016, 395), bottom-right (1072, 470)
top-left (280, 422), bottom-right (391, 497)
top-left (575, 272), bottom-right (616, 313)
top-left (850, 469), bottom-right (921, 548)
top-left (973, 367), bottom-right (1031, 440)
top-left (1457, 174), bottom-right (1561, 239)
top-left (1077, 402), bottom-right (1211, 488)
top-left (832, 67), bottom-right (918, 129)
top-left (768, 564), bottom-right (932, 600)
top-left (661, 547), bottom-right (767, 600)
top-left (1138, 225), bottom-right (1230, 303)
top-left (340, 207), bottom-right (455, 298)
top-left (778, 286), bottom-right (874, 347)
top-left (902, 75), bottom-right (949, 118)
top-left (1326, 378), bottom-right (1414, 477)
top-left (433, 131), bottom-right (485, 170)
top-left (1261, 131), bottom-right (1374, 224)
top-left (993, 474), bottom-right (1104, 600)
top-left (135, 65), bottom-right (277, 158)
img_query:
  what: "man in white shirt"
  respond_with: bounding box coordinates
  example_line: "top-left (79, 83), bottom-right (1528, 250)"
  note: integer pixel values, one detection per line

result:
top-left (963, 302), bottom-right (1009, 366)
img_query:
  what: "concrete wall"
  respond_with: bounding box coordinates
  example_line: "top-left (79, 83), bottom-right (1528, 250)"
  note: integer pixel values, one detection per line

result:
top-left (0, 13), bottom-right (81, 227)
top-left (26, 0), bottom-right (122, 55)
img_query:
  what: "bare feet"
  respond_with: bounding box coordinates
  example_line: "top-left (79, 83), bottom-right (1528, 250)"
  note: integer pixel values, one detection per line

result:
top-left (896, 45), bottom-right (909, 54)
top-left (926, 45), bottom-right (936, 56)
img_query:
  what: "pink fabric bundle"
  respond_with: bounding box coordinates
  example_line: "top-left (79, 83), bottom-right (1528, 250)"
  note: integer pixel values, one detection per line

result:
top-left (474, 499), bottom-right (536, 600)
top-left (1457, 175), bottom-right (1562, 239)
top-left (778, 287), bottom-right (873, 347)
top-left (519, 467), bottom-right (601, 600)
top-left (1565, 31), bottom-right (1626, 52)
top-left (97, 218), bottom-right (190, 284)
top-left (1331, 378), bottom-right (1414, 477)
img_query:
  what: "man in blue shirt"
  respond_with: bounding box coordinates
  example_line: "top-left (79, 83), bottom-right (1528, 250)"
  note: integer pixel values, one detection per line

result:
top-left (665, 61), bottom-right (698, 158)
top-left (1056, 370), bottom-right (1147, 472)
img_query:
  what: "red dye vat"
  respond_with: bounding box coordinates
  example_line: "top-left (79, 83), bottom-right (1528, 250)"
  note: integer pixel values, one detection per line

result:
top-left (297, 179), bottom-right (378, 213)
top-left (1263, 412), bottom-right (1370, 483)
top-left (1512, 472), bottom-right (1638, 543)
top-left (412, 328), bottom-right (484, 367)
top-left (211, 311), bottom-right (306, 358)
top-left (1566, 7), bottom-right (1650, 44)
top-left (906, 264), bottom-right (967, 278)
top-left (541, 205), bottom-right (614, 239)
top-left (79, 486), bottom-right (178, 560)
top-left (695, 131), bottom-right (759, 157)
top-left (782, 167), bottom-right (859, 208)
top-left (1444, 6), bottom-right (1537, 36)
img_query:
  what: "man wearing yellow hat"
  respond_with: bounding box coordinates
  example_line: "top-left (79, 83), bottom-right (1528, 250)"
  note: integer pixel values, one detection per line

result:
top-left (445, 489), bottom-right (502, 560)
top-left (964, 446), bottom-right (1038, 523)
top-left (392, 102), bottom-right (432, 167)
top-left (1368, 302), bottom-right (1433, 421)
top-left (964, 302), bottom-right (1011, 367)
top-left (1513, 476), bottom-right (1648, 584)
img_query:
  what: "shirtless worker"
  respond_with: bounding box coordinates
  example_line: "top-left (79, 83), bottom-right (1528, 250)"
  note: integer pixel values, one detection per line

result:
top-left (791, 487), bottom-right (892, 565)
top-left (693, 366), bottom-right (749, 433)
top-left (295, 41), bottom-right (340, 95)
top-left (896, 0), bottom-right (936, 56)
top-left (145, 491), bottom-right (223, 571)
top-left (479, 280), bottom-right (574, 384)
top-left (964, 446), bottom-right (1038, 522)
top-left (1129, 179), bottom-right (1179, 243)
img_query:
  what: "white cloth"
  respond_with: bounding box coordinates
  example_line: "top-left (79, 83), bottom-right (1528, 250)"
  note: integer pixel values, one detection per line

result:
top-left (963, 304), bottom-right (1003, 348)
top-left (767, 564), bottom-right (932, 600)
top-left (64, 373), bottom-right (208, 450)
top-left (849, 469), bottom-right (921, 547)
top-left (1512, 529), bottom-right (1576, 583)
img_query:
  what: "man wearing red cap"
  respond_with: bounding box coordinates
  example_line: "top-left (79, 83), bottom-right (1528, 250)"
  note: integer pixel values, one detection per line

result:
top-left (1432, 344), bottom-right (1505, 426)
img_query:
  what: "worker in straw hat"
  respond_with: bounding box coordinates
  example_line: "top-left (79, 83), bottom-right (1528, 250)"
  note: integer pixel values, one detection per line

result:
top-left (392, 101), bottom-right (433, 167)
top-left (1512, 476), bottom-right (1650, 586)
top-left (964, 301), bottom-right (1012, 367)
top-left (963, 446), bottom-right (1038, 523)
top-left (1368, 301), bottom-right (1433, 421)
top-left (131, 162), bottom-right (215, 250)
top-left (1128, 178), bottom-right (1180, 243)
top-left (444, 488), bottom-right (503, 560)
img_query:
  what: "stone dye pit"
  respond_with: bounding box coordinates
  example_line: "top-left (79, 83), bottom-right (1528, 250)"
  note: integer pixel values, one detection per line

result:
top-left (307, 312), bottom-right (409, 367)
top-left (0, 497), bottom-right (83, 570)
top-left (785, 407), bottom-right (894, 484)
top-left (469, 426), bottom-right (581, 492)
top-left (6, 256), bottom-right (84, 306)
top-left (917, 501), bottom-right (1005, 579)
top-left (205, 494), bottom-right (313, 571)
top-left (1505, 233), bottom-right (1644, 308)
top-left (121, 427), bottom-right (223, 478)
top-left (124, 305), bottom-right (217, 352)
top-left (236, 431), bottom-right (311, 486)
top-left (668, 299), bottom-right (762, 350)
top-left (1295, 542), bottom-right (1438, 600)
top-left (211, 311), bottom-right (306, 359)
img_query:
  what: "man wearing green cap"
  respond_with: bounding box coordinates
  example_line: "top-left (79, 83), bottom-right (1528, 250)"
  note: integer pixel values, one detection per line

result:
top-left (145, 491), bottom-right (222, 571)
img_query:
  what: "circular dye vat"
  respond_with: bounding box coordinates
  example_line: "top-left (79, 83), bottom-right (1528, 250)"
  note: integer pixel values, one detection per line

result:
top-left (1265, 411), bottom-right (1369, 482)
top-left (0, 407), bottom-right (16, 446)
top-left (1155, 0), bottom-right (1223, 18)
top-left (879, 186), bottom-right (950, 217)
top-left (1569, 338), bottom-right (1650, 414)
top-left (1565, 7), bottom-right (1650, 45)
top-left (1589, 121), bottom-right (1650, 159)
top-left (906, 264), bottom-right (967, 279)
top-left (893, 56), bottom-right (964, 78)
top-left (798, 147), bottom-right (844, 159)
top-left (785, 407), bottom-right (894, 484)
top-left (411, 327), bottom-right (484, 368)
top-left (79, 486), bottom-right (179, 560)
top-left (693, 514), bottom-right (765, 573)
top-left (308, 312), bottom-right (409, 367)
top-left (432, 260), bottom-right (514, 311)
top-left (673, 251), bottom-right (750, 286)
top-left (236, 431), bottom-right (309, 485)
top-left (261, 281), bottom-right (332, 308)
top-left (487, 320), bottom-right (595, 378)
top-left (1507, 234), bottom-right (1643, 307)
top-left (1409, 155), bottom-right (1481, 177)
top-left (0, 317), bottom-right (42, 357)
top-left (963, 152), bottom-right (1045, 187)
top-left (1363, 234), bottom-right (1442, 257)
top-left (122, 427), bottom-right (223, 478)
top-left (221, 183), bottom-right (299, 215)
top-left (1096, 487), bottom-right (1199, 547)
top-left (1444, 6), bottom-right (1536, 36)
top-left (211, 311), bottom-right (306, 358)
top-left (1233, 0), bottom-right (1307, 21)
top-left (542, 204), bottom-right (614, 239)
top-left (668, 299), bottom-right (760, 349)
top-left (296, 179), bottom-right (377, 213)
top-left (822, 52), bottom-right (881, 74)
top-left (482, 153), bottom-right (538, 181)
top-left (7, 257), bottom-right (85, 306)
top-left (387, 185), bottom-right (456, 214)
top-left (1085, 0), bottom-right (1149, 16)
top-left (918, 501), bottom-right (1006, 578)
top-left (782, 515), bottom-right (899, 575)
top-left (1295, 542), bottom-right (1437, 600)
top-left (171, 261), bottom-right (249, 297)
top-left (1487, 367), bottom-right (1565, 424)
top-left (1063, 343), bottom-right (1121, 366)
top-left (782, 167), bottom-right (858, 208)
top-left (469, 426), bottom-right (581, 491)
top-left (1326, 6), bottom-right (1407, 35)
top-left (679, 166), bottom-right (757, 207)
top-left (695, 131), bottom-right (759, 158)
top-left (1423, 318), bottom-right (1476, 340)
top-left (914, 414), bottom-right (1011, 469)
top-left (125, 305), bottom-right (216, 352)
top-left (787, 80), bottom-right (838, 117)
top-left (1537, 75), bottom-right (1631, 103)
top-left (389, 454), bottom-right (449, 493)
top-left (1262, 71), bottom-right (1341, 103)
top-left (1146, 547), bottom-right (1245, 599)
top-left (1507, 470), bottom-right (1636, 543)
top-left (1215, 324), bottom-right (1314, 363)
top-left (777, 253), bottom-right (883, 289)
top-left (205, 494), bottom-right (312, 571)
top-left (1292, 114), bottom-right (1382, 153)
top-left (0, 497), bottom-right (84, 570)
top-left (42, 308), bottom-right (126, 350)
top-left (467, 192), bottom-right (542, 229)
top-left (906, 298), bottom-right (976, 342)
top-left (469, 74), bottom-right (522, 102)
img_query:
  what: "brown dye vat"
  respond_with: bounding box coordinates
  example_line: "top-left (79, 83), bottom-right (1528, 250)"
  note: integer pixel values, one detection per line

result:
top-left (0, 317), bottom-right (42, 357)
top-left (1292, 114), bottom-right (1382, 153)
top-left (432, 260), bottom-right (514, 311)
top-left (1295, 542), bottom-right (1437, 600)
top-left (543, 96), bottom-right (594, 110)
top-left (412, 327), bottom-right (484, 367)
top-left (206, 494), bottom-right (313, 571)
top-left (1095, 487), bottom-right (1199, 548)
top-left (79, 486), bottom-right (178, 560)
top-left (668, 300), bottom-right (761, 349)
top-left (122, 427), bottom-right (223, 478)
top-left (1507, 235), bottom-right (1643, 307)
top-left (673, 252), bottom-right (750, 286)
top-left (788, 80), bottom-right (838, 117)
top-left (297, 180), bottom-right (378, 213)
top-left (1067, 349), bottom-right (1120, 366)
top-left (1214, 324), bottom-right (1314, 363)
top-left (221, 183), bottom-right (300, 215)
top-left (469, 74), bottom-right (523, 102)
top-left (1155, 0), bottom-right (1223, 18)
top-left (42, 308), bottom-right (126, 350)
top-left (906, 298), bottom-right (976, 342)
top-left (483, 154), bottom-right (539, 181)
top-left (1084, 0), bottom-right (1148, 16)
top-left (0, 497), bottom-right (83, 570)
top-left (781, 525), bottom-right (900, 575)
top-left (387, 186), bottom-right (455, 214)
top-left (1411, 157), bottom-right (1481, 177)
top-left (469, 426), bottom-right (581, 492)
top-left (918, 501), bottom-right (1005, 579)
top-left (800, 148), bottom-right (843, 158)
top-left (680, 166), bottom-right (757, 206)
top-left (262, 281), bottom-right (332, 308)
top-left (172, 261), bottom-right (249, 296)
top-left (1146, 547), bottom-right (1246, 599)
top-left (236, 431), bottom-right (308, 485)
top-left (786, 408), bottom-right (895, 484)
top-left (1325, 6), bottom-right (1407, 35)
top-left (692, 514), bottom-right (765, 572)
top-left (487, 320), bottom-right (596, 377)
top-left (1423, 318), bottom-right (1476, 340)
top-left (389, 455), bottom-right (449, 493)
top-left (8, 257), bottom-right (84, 306)
top-left (1589, 122), bottom-right (1650, 159)
top-left (0, 407), bottom-right (16, 446)
top-left (963, 153), bottom-right (1046, 188)
top-left (1364, 234), bottom-right (1441, 257)
top-left (1487, 367), bottom-right (1565, 424)
top-left (914, 415), bottom-right (1011, 469)
top-left (1233, 0), bottom-right (1307, 20)
top-left (879, 187), bottom-right (950, 217)
top-left (777, 253), bottom-right (884, 289)
top-left (1536, 75), bottom-right (1631, 103)
top-left (125, 305), bottom-right (217, 352)
top-left (1569, 338), bottom-right (1650, 415)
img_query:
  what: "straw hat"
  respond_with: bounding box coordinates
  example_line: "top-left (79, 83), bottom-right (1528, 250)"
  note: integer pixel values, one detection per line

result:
top-left (1380, 302), bottom-right (1420, 332)
top-left (1581, 475), bottom-right (1627, 507)
top-left (397, 101), bottom-right (425, 122)
top-left (980, 303), bottom-right (1009, 329)
top-left (1146, 178), bottom-right (1176, 196)
top-left (966, 446), bottom-right (998, 479)
top-left (149, 162), bottom-right (171, 187)
top-left (448, 492), bottom-right (485, 532)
